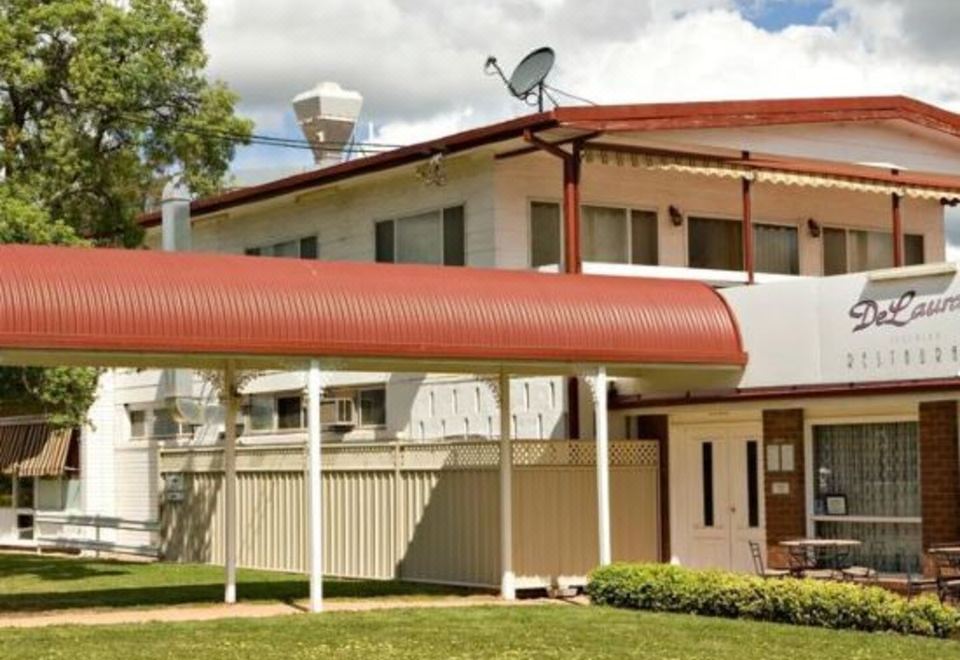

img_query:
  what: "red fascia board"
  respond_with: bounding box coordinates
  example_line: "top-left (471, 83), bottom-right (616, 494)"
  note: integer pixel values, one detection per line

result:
top-left (611, 377), bottom-right (960, 409)
top-left (137, 96), bottom-right (960, 226)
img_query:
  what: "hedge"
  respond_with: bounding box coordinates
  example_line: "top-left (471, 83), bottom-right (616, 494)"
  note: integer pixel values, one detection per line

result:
top-left (586, 563), bottom-right (960, 639)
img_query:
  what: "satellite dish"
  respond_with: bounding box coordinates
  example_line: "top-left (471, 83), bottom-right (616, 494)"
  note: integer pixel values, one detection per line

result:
top-left (485, 47), bottom-right (556, 111)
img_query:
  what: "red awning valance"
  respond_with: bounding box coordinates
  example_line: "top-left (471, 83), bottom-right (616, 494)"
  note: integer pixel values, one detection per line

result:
top-left (0, 245), bottom-right (746, 374)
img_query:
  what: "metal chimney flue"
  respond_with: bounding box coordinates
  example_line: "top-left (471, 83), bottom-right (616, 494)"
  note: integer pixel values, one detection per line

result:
top-left (160, 179), bottom-right (194, 405)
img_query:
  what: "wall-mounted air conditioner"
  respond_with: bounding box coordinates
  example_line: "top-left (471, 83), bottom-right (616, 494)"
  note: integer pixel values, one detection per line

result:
top-left (321, 398), bottom-right (356, 429)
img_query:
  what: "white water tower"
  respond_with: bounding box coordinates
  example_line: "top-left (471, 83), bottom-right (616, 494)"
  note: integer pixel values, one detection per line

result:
top-left (292, 82), bottom-right (364, 168)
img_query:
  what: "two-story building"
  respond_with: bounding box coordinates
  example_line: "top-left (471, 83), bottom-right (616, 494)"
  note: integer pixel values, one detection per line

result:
top-left (5, 95), bottom-right (960, 586)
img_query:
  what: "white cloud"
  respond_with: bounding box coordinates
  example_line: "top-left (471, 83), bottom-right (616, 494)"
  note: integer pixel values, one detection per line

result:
top-left (202, 1), bottom-right (960, 155)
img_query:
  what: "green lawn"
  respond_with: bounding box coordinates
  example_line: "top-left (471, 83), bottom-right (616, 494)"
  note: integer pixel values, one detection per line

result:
top-left (2, 604), bottom-right (959, 659)
top-left (0, 552), bottom-right (472, 612)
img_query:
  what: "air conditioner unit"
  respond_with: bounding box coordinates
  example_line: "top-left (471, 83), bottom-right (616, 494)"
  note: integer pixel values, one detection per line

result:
top-left (320, 397), bottom-right (356, 429)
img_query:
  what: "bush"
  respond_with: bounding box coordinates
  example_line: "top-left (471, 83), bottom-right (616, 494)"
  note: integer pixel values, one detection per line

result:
top-left (586, 563), bottom-right (960, 639)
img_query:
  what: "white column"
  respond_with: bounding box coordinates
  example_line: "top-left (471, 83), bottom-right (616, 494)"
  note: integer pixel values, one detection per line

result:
top-left (307, 360), bottom-right (324, 613)
top-left (223, 362), bottom-right (238, 604)
top-left (499, 371), bottom-right (515, 600)
top-left (594, 365), bottom-right (611, 566)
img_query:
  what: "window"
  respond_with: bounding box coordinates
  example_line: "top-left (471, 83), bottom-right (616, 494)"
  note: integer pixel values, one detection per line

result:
top-left (822, 228), bottom-right (924, 275)
top-left (358, 388), bottom-right (386, 427)
top-left (129, 407), bottom-right (190, 439)
top-left (701, 442), bottom-right (714, 527)
top-left (746, 441), bottom-right (759, 528)
top-left (0, 474), bottom-right (11, 508)
top-left (812, 422), bottom-right (921, 571)
top-left (530, 201), bottom-right (562, 268)
top-left (277, 396), bottom-right (304, 430)
top-left (16, 477), bottom-right (33, 509)
top-left (582, 205), bottom-right (658, 265)
top-left (37, 477), bottom-right (81, 511)
top-left (754, 224), bottom-right (799, 275)
top-left (246, 235), bottom-right (318, 259)
top-left (247, 394), bottom-right (278, 432)
top-left (688, 216), bottom-right (742, 271)
top-left (375, 205), bottom-right (465, 266)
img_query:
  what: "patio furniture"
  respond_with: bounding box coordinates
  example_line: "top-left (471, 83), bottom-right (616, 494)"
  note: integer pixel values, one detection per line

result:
top-left (905, 572), bottom-right (938, 601)
top-left (840, 541), bottom-right (880, 585)
top-left (928, 545), bottom-right (960, 604)
top-left (779, 538), bottom-right (861, 580)
top-left (749, 541), bottom-right (790, 579)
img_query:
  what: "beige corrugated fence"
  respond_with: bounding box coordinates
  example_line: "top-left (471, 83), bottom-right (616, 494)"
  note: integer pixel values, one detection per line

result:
top-left (160, 439), bottom-right (659, 589)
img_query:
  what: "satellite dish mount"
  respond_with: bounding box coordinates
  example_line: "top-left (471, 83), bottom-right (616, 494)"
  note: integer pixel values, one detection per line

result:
top-left (485, 47), bottom-right (556, 112)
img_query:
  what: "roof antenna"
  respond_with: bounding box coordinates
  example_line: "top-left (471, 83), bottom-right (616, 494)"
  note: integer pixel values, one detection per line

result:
top-left (485, 47), bottom-right (556, 112)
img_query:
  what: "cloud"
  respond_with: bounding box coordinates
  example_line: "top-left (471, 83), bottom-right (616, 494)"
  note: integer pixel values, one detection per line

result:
top-left (202, 1), bottom-right (960, 158)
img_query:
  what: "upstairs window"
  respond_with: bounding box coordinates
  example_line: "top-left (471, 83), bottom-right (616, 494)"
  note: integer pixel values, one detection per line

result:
top-left (245, 393), bottom-right (304, 432)
top-left (246, 236), bottom-right (318, 259)
top-left (375, 205), bottom-right (465, 266)
top-left (823, 228), bottom-right (923, 275)
top-left (529, 202), bottom-right (658, 267)
top-left (128, 407), bottom-right (191, 439)
top-left (688, 216), bottom-right (798, 274)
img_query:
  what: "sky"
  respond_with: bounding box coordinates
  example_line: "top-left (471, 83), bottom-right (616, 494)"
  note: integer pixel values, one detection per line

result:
top-left (201, 0), bottom-right (960, 254)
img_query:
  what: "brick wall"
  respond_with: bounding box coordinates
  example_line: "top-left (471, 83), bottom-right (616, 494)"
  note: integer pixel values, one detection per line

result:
top-left (762, 408), bottom-right (805, 567)
top-left (919, 400), bottom-right (960, 553)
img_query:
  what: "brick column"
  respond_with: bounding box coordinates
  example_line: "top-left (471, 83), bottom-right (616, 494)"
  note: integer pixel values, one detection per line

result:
top-left (919, 400), bottom-right (960, 552)
top-left (763, 409), bottom-right (805, 568)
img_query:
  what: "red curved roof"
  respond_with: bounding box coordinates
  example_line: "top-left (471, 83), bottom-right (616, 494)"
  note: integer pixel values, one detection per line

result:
top-left (0, 246), bottom-right (746, 370)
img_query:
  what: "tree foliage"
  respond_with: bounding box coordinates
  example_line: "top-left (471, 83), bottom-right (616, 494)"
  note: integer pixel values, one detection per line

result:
top-left (0, 0), bottom-right (252, 427)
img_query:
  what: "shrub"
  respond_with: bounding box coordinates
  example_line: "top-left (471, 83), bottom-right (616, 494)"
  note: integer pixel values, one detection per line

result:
top-left (586, 563), bottom-right (960, 639)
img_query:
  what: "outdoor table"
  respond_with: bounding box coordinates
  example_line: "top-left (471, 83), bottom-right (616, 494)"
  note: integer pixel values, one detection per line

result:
top-left (779, 539), bottom-right (861, 574)
top-left (928, 546), bottom-right (960, 568)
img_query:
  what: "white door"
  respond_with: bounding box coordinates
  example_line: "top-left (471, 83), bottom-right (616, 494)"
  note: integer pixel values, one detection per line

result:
top-left (673, 426), bottom-right (765, 572)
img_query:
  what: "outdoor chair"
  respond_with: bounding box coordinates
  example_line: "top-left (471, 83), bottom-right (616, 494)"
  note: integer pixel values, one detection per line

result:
top-left (932, 551), bottom-right (960, 604)
top-left (749, 541), bottom-right (789, 579)
top-left (840, 543), bottom-right (879, 585)
top-left (785, 544), bottom-right (835, 580)
top-left (905, 571), bottom-right (938, 601)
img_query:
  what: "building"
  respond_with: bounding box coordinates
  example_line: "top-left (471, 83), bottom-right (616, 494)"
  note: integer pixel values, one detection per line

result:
top-left (3, 95), bottom-right (960, 586)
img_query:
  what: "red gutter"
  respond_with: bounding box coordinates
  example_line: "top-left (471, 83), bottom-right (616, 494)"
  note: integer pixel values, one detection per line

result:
top-left (611, 377), bottom-right (960, 409)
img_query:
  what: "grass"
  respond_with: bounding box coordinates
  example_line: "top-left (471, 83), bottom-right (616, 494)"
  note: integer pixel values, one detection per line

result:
top-left (2, 604), bottom-right (959, 659)
top-left (0, 552), bottom-right (473, 613)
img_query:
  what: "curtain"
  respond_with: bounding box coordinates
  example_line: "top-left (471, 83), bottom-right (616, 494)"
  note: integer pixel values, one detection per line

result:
top-left (582, 206), bottom-right (628, 264)
top-left (753, 224), bottom-right (799, 275)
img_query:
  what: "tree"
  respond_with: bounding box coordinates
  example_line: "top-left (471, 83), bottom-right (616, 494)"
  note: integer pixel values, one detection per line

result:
top-left (0, 0), bottom-right (252, 426)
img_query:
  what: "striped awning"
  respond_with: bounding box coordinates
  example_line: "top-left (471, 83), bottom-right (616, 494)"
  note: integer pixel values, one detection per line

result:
top-left (583, 148), bottom-right (960, 201)
top-left (0, 424), bottom-right (75, 477)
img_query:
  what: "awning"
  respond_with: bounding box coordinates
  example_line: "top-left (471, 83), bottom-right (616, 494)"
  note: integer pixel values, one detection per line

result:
top-left (0, 423), bottom-right (74, 477)
top-left (0, 245), bottom-right (747, 377)
top-left (583, 146), bottom-right (960, 202)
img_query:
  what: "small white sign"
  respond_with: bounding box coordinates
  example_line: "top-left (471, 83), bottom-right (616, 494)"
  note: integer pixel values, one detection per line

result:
top-left (771, 482), bottom-right (790, 496)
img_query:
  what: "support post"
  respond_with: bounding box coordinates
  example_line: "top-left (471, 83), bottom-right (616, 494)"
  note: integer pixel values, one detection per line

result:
top-left (307, 359), bottom-right (324, 613)
top-left (892, 193), bottom-right (903, 267)
top-left (594, 365), bottom-right (611, 566)
top-left (742, 176), bottom-right (755, 285)
top-left (498, 371), bottom-right (515, 600)
top-left (563, 143), bottom-right (582, 275)
top-left (222, 362), bottom-right (238, 604)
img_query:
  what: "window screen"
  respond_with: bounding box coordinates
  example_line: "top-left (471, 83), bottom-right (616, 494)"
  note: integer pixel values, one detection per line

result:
top-left (754, 224), bottom-right (798, 275)
top-left (849, 229), bottom-right (893, 271)
top-left (905, 233), bottom-right (924, 266)
top-left (823, 227), bottom-right (847, 275)
top-left (530, 202), bottom-right (562, 267)
top-left (375, 220), bottom-right (395, 263)
top-left (442, 206), bottom-right (466, 266)
top-left (630, 210), bottom-right (658, 266)
top-left (582, 206), bottom-right (628, 263)
top-left (688, 217), bottom-right (742, 271)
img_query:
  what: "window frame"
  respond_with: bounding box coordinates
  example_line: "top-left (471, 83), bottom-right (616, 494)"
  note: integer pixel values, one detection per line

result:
top-left (819, 226), bottom-right (925, 275)
top-left (374, 203), bottom-right (467, 266)
top-left (356, 386), bottom-right (387, 429)
top-left (245, 234), bottom-right (320, 259)
top-left (526, 199), bottom-right (661, 268)
top-left (243, 391), bottom-right (306, 434)
top-left (684, 213), bottom-right (800, 274)
top-left (127, 405), bottom-right (191, 440)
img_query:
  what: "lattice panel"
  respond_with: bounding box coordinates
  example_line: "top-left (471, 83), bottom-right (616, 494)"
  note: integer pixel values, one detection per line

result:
top-left (402, 442), bottom-right (500, 470)
top-left (611, 441), bottom-right (659, 467)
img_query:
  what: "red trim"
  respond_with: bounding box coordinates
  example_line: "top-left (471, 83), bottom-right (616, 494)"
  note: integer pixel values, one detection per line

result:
top-left (611, 377), bottom-right (960, 409)
top-left (892, 193), bottom-right (904, 267)
top-left (137, 96), bottom-right (960, 226)
top-left (0, 245), bottom-right (748, 367)
top-left (742, 175), bottom-right (754, 285)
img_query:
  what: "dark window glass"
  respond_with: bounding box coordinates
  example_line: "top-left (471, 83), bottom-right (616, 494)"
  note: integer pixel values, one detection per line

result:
top-left (688, 217), bottom-right (742, 271)
top-left (442, 206), bottom-right (466, 266)
top-left (277, 396), bottom-right (303, 430)
top-left (754, 224), bottom-right (798, 275)
top-left (16, 478), bottom-right (33, 509)
top-left (375, 220), bottom-right (395, 263)
top-left (0, 474), bottom-right (12, 508)
top-left (630, 210), bottom-right (658, 266)
top-left (905, 234), bottom-right (924, 266)
top-left (702, 442), bottom-right (714, 527)
top-left (358, 388), bottom-right (386, 427)
top-left (244, 247), bottom-right (261, 257)
top-left (299, 236), bottom-right (318, 260)
top-left (17, 514), bottom-right (33, 540)
top-left (823, 227), bottom-right (847, 275)
top-left (747, 441), bottom-right (759, 528)
top-left (530, 202), bottom-right (562, 267)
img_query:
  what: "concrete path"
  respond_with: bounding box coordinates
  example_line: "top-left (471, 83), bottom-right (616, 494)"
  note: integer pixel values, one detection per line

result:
top-left (0, 595), bottom-right (566, 629)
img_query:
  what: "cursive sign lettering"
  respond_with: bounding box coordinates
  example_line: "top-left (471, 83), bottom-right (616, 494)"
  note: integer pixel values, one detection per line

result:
top-left (850, 290), bottom-right (960, 332)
